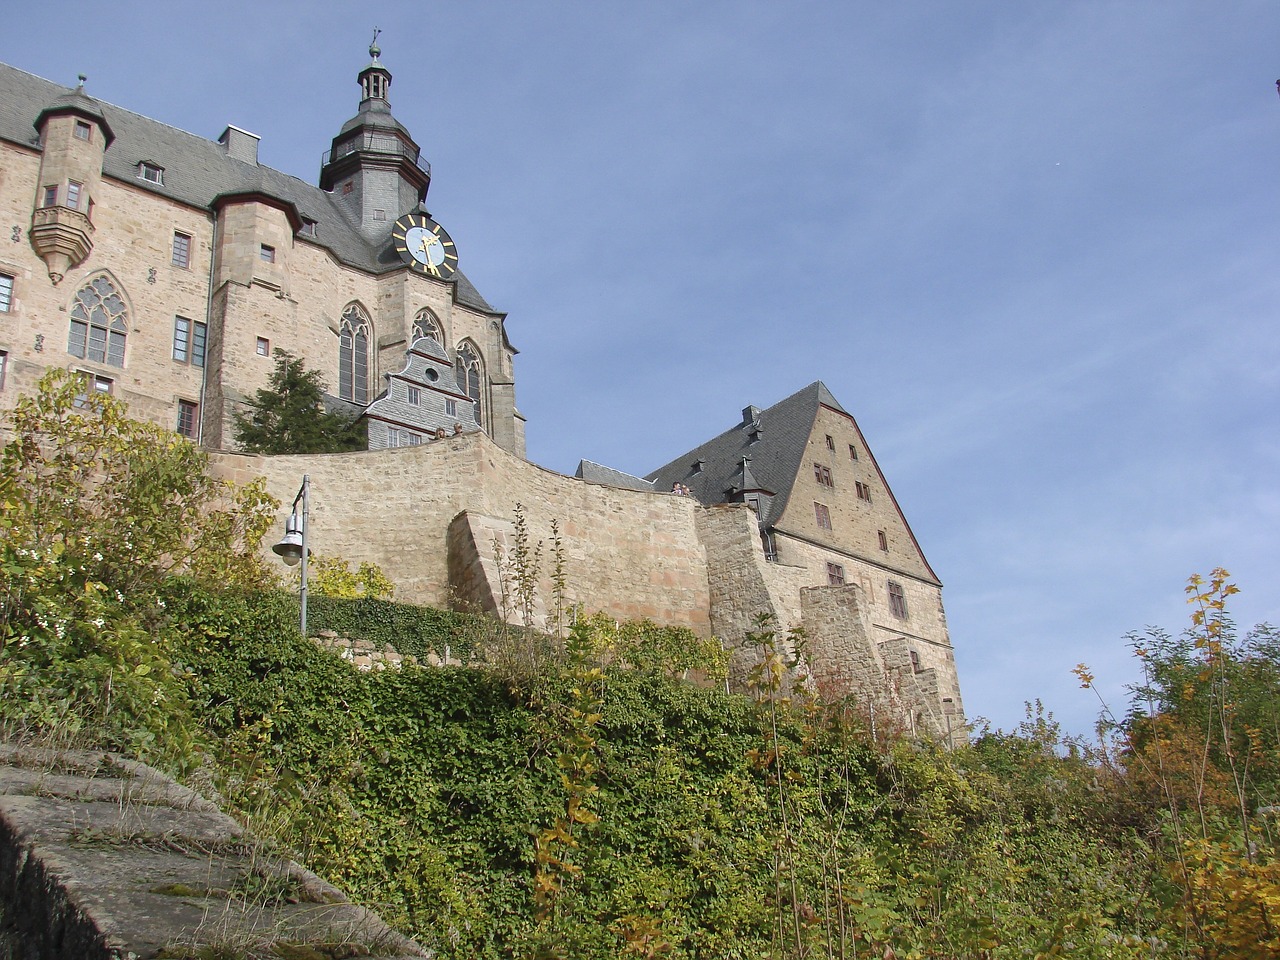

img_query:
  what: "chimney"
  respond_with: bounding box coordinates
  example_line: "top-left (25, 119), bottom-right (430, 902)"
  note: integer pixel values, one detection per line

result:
top-left (742, 405), bottom-right (761, 425)
top-left (219, 125), bottom-right (260, 165)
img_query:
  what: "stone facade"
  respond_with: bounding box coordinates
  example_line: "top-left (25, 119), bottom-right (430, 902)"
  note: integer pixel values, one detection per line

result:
top-left (0, 56), bottom-right (525, 457)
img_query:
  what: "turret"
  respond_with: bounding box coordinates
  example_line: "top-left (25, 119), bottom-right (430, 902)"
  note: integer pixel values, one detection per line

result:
top-left (318, 34), bottom-right (430, 242)
top-left (30, 75), bottom-right (113, 284)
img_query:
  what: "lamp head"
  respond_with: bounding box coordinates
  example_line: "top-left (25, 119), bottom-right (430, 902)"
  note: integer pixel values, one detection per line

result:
top-left (272, 514), bottom-right (304, 566)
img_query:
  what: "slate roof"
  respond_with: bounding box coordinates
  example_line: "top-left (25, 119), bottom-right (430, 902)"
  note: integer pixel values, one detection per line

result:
top-left (0, 61), bottom-right (497, 315)
top-left (575, 460), bottom-right (656, 493)
top-left (645, 381), bottom-right (847, 527)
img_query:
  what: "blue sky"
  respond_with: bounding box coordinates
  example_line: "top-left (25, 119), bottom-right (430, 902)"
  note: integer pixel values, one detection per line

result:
top-left (7, 1), bottom-right (1277, 736)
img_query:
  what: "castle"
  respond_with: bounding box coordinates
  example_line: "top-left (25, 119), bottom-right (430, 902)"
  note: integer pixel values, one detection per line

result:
top-left (0, 49), bottom-right (965, 741)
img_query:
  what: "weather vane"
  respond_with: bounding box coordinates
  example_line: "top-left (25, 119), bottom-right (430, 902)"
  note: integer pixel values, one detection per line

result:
top-left (370, 27), bottom-right (382, 62)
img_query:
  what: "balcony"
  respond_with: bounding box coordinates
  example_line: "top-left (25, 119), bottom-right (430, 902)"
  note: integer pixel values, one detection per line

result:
top-left (321, 134), bottom-right (430, 177)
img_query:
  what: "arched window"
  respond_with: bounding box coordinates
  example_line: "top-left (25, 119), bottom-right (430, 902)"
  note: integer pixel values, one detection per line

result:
top-left (68, 275), bottom-right (127, 367)
top-left (454, 341), bottom-right (482, 425)
top-left (412, 308), bottom-right (442, 346)
top-left (338, 304), bottom-right (370, 402)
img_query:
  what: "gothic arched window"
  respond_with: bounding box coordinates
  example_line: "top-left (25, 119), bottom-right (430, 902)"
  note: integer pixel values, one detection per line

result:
top-left (412, 308), bottom-right (442, 346)
top-left (454, 341), bottom-right (482, 425)
top-left (339, 304), bottom-right (370, 402)
top-left (68, 275), bottom-right (128, 367)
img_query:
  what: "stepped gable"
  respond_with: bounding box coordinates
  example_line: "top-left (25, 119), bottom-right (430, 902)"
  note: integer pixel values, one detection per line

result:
top-left (645, 381), bottom-right (844, 526)
top-left (0, 61), bottom-right (495, 314)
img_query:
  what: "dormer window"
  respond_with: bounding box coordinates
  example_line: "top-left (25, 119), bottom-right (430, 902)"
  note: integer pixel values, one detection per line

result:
top-left (299, 219), bottom-right (317, 238)
top-left (138, 162), bottom-right (164, 185)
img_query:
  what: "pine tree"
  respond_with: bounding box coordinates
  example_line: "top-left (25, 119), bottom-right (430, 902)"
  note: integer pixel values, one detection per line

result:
top-left (233, 350), bottom-right (366, 454)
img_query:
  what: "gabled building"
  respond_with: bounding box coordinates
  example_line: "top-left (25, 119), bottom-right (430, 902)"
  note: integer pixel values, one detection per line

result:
top-left (646, 382), bottom-right (965, 739)
top-left (0, 45), bottom-right (524, 455)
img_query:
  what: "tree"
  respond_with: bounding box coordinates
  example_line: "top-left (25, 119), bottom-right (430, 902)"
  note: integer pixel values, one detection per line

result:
top-left (0, 370), bottom-right (276, 764)
top-left (233, 349), bottom-right (366, 454)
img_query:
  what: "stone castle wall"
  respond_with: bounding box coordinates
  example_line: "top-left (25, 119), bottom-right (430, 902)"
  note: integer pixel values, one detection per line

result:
top-left (212, 435), bottom-right (965, 739)
top-left (211, 431), bottom-right (713, 635)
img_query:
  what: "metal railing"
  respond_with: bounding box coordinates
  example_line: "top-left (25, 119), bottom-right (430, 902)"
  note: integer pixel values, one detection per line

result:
top-left (321, 134), bottom-right (430, 176)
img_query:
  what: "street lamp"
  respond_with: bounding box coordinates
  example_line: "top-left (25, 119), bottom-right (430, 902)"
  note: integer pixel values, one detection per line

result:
top-left (272, 474), bottom-right (310, 635)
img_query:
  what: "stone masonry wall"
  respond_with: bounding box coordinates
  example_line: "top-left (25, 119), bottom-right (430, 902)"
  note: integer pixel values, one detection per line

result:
top-left (211, 432), bottom-right (712, 635)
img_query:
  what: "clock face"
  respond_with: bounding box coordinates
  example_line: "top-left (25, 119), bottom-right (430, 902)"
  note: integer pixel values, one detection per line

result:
top-left (393, 213), bottom-right (458, 279)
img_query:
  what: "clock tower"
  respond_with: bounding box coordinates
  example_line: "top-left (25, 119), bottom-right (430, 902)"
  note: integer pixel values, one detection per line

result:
top-left (319, 32), bottom-right (431, 243)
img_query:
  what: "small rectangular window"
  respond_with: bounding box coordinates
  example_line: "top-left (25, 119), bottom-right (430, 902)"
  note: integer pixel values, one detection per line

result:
top-left (825, 434), bottom-right (835, 451)
top-left (0, 274), bottom-right (12, 312)
top-left (172, 231), bottom-right (191, 268)
top-left (73, 372), bottom-right (112, 407)
top-left (813, 463), bottom-right (833, 487)
top-left (177, 400), bottom-right (199, 439)
top-left (388, 427), bottom-right (402, 446)
top-left (139, 162), bottom-right (163, 184)
top-left (407, 385), bottom-right (421, 405)
top-left (909, 650), bottom-right (923, 674)
top-left (65, 181), bottom-right (82, 210)
top-left (173, 317), bottom-right (190, 362)
top-left (172, 317), bottom-right (207, 367)
top-left (814, 502), bottom-right (832, 531)
top-left (888, 581), bottom-right (908, 619)
top-left (42, 185), bottom-right (58, 208)
top-left (300, 220), bottom-right (317, 237)
top-left (74, 120), bottom-right (91, 141)
top-left (849, 443), bottom-right (858, 461)
top-left (826, 562), bottom-right (845, 586)
top-left (256, 337), bottom-right (270, 356)
top-left (0, 350), bottom-right (7, 390)
top-left (877, 529), bottom-right (888, 552)
top-left (445, 398), bottom-right (457, 416)
top-left (259, 244), bottom-right (275, 263)
top-left (856, 481), bottom-right (872, 502)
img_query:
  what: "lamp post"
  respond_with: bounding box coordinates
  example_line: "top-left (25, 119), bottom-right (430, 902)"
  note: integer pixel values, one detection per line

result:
top-left (272, 474), bottom-right (310, 636)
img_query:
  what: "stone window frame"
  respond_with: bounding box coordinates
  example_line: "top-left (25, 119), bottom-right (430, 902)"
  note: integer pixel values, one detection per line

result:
top-left (0, 273), bottom-right (12, 312)
top-left (338, 303), bottom-right (371, 403)
top-left (73, 120), bottom-right (92, 141)
top-left (877, 529), bottom-right (888, 552)
top-left (256, 337), bottom-right (270, 356)
top-left (65, 180), bottom-right (83, 210)
top-left (849, 443), bottom-right (858, 461)
top-left (172, 316), bottom-right (208, 367)
top-left (259, 244), bottom-right (276, 263)
top-left (176, 399), bottom-right (199, 439)
top-left (454, 340), bottom-right (483, 426)
top-left (172, 231), bottom-right (192, 268)
top-left (856, 480), bottom-right (872, 502)
top-left (41, 185), bottom-right (58, 208)
top-left (72, 370), bottom-right (113, 407)
top-left (813, 462), bottom-right (833, 488)
top-left (814, 501), bottom-right (832, 531)
top-left (824, 434), bottom-right (835, 452)
top-left (68, 274), bottom-right (128, 368)
top-left (826, 562), bottom-right (845, 586)
top-left (888, 580), bottom-right (908, 619)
